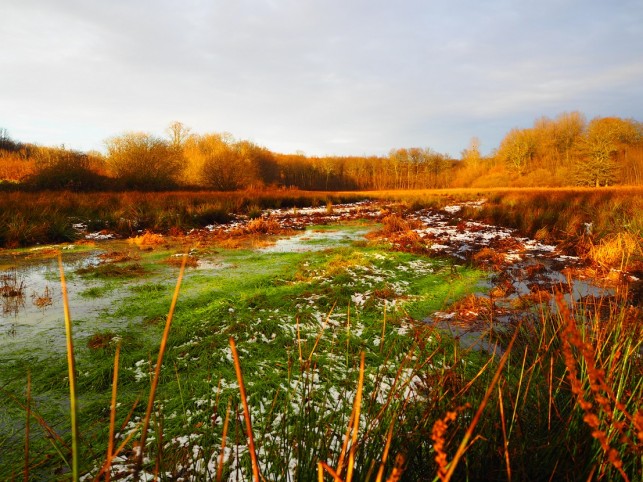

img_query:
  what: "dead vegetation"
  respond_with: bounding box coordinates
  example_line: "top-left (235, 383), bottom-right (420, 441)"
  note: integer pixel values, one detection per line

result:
top-left (77, 263), bottom-right (146, 278)
top-left (31, 285), bottom-right (53, 309)
top-left (128, 232), bottom-right (166, 248)
top-left (164, 254), bottom-right (199, 268)
top-left (98, 251), bottom-right (140, 263)
top-left (87, 331), bottom-right (118, 350)
top-left (1, 269), bottom-right (26, 315)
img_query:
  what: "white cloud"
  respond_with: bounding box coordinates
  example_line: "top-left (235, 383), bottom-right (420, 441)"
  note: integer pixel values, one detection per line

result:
top-left (1, 0), bottom-right (641, 157)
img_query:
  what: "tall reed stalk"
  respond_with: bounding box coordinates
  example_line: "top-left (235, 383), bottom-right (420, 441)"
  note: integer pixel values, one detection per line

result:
top-left (229, 337), bottom-right (261, 482)
top-left (59, 255), bottom-right (79, 482)
top-left (136, 252), bottom-right (188, 470)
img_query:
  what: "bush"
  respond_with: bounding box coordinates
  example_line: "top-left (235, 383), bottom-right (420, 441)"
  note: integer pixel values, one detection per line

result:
top-left (24, 147), bottom-right (111, 191)
top-left (106, 133), bottom-right (182, 190)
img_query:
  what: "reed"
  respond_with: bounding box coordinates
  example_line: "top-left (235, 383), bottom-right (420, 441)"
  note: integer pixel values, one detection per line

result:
top-left (0, 189), bottom-right (367, 248)
top-left (2, 210), bottom-right (641, 479)
top-left (105, 342), bottom-right (121, 482)
top-left (136, 252), bottom-right (188, 470)
top-left (59, 254), bottom-right (79, 481)
top-left (229, 337), bottom-right (260, 482)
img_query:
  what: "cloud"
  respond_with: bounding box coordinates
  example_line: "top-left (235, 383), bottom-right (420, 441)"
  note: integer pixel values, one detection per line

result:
top-left (1, 0), bottom-right (641, 157)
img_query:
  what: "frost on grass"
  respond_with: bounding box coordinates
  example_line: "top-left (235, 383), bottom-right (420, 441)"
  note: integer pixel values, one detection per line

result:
top-left (80, 236), bottom-right (471, 480)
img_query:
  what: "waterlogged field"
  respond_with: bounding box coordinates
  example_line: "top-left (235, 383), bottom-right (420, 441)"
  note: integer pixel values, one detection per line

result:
top-left (0, 198), bottom-right (641, 481)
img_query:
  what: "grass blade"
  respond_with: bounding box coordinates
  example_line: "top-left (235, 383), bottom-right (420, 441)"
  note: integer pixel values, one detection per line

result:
top-left (497, 384), bottom-right (511, 481)
top-left (229, 337), bottom-right (260, 482)
top-left (346, 352), bottom-right (365, 482)
top-left (308, 301), bottom-right (337, 361)
top-left (319, 461), bottom-right (344, 481)
top-left (375, 420), bottom-right (395, 482)
top-left (105, 341), bottom-right (121, 482)
top-left (59, 254), bottom-right (79, 482)
top-left (216, 400), bottom-right (232, 482)
top-left (137, 251), bottom-right (188, 469)
top-left (443, 322), bottom-right (521, 481)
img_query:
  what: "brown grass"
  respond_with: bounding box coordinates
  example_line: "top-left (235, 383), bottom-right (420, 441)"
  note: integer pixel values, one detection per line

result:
top-left (471, 247), bottom-right (506, 268)
top-left (77, 263), bottom-right (146, 278)
top-left (98, 251), bottom-right (140, 263)
top-left (128, 232), bottom-right (166, 247)
top-left (87, 331), bottom-right (117, 350)
top-left (165, 255), bottom-right (199, 268)
top-left (245, 218), bottom-right (283, 234)
top-left (557, 293), bottom-right (632, 480)
top-left (588, 232), bottom-right (642, 271)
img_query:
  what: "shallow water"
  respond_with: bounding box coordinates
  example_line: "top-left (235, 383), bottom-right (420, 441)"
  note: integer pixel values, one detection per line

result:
top-left (0, 224), bottom-right (376, 360)
top-left (0, 249), bottom-right (134, 358)
top-left (413, 205), bottom-right (617, 352)
top-left (0, 202), bottom-right (622, 358)
top-left (260, 225), bottom-right (373, 253)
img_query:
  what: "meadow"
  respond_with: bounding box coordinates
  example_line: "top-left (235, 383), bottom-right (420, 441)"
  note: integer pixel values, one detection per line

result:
top-left (0, 188), bottom-right (641, 481)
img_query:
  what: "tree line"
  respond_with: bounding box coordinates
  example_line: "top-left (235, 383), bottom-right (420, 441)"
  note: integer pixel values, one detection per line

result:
top-left (1, 113), bottom-right (641, 191)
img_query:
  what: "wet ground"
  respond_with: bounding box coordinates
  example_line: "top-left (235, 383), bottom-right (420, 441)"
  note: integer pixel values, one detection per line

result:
top-left (0, 247), bottom-right (133, 357)
top-left (0, 200), bottom-right (633, 357)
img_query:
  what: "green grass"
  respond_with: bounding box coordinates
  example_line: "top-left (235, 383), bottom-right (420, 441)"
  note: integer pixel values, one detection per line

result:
top-left (1, 220), bottom-right (641, 481)
top-left (0, 227), bottom-right (487, 479)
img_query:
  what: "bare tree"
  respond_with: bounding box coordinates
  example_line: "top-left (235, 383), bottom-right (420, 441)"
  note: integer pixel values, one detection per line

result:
top-left (166, 121), bottom-right (191, 150)
top-left (497, 128), bottom-right (536, 175)
top-left (106, 132), bottom-right (182, 189)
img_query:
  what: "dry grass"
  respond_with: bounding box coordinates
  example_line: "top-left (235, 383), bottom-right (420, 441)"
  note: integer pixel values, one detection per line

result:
top-left (1, 269), bottom-right (26, 315)
top-left (87, 331), bottom-right (118, 350)
top-left (77, 263), bottom-right (146, 278)
top-left (31, 285), bottom-right (53, 308)
top-left (588, 232), bottom-right (642, 271)
top-left (471, 247), bottom-right (506, 268)
top-left (557, 292), bottom-right (642, 481)
top-left (128, 232), bottom-right (166, 247)
top-left (165, 254), bottom-right (199, 268)
top-left (245, 218), bottom-right (283, 235)
top-left (364, 186), bottom-right (643, 273)
top-left (0, 189), bottom-right (367, 248)
top-left (98, 251), bottom-right (140, 263)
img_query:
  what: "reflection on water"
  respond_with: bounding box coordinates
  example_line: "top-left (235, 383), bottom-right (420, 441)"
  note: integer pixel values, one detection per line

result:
top-left (0, 250), bottom-right (128, 358)
top-left (260, 226), bottom-right (373, 253)
top-left (0, 226), bottom-right (376, 359)
top-left (1, 269), bottom-right (27, 317)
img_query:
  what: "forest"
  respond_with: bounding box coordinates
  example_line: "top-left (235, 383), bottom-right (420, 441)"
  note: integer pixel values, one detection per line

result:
top-left (1, 111), bottom-right (642, 192)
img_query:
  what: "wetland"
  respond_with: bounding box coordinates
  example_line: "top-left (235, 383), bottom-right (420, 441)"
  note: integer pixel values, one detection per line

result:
top-left (0, 198), bottom-right (640, 481)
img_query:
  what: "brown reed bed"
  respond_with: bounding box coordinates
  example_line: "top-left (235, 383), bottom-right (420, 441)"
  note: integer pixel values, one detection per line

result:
top-left (0, 189), bottom-right (368, 248)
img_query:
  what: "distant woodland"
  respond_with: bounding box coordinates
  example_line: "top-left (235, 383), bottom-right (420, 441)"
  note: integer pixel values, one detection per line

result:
top-left (1, 112), bottom-right (642, 191)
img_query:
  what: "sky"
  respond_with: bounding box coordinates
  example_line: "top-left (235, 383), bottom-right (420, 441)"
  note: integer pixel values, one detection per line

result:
top-left (1, 0), bottom-right (642, 158)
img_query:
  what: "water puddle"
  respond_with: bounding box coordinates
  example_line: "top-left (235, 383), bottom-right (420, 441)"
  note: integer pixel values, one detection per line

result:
top-left (0, 248), bottom-right (137, 359)
top-left (260, 225), bottom-right (373, 253)
top-left (0, 220), bottom-right (376, 360)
